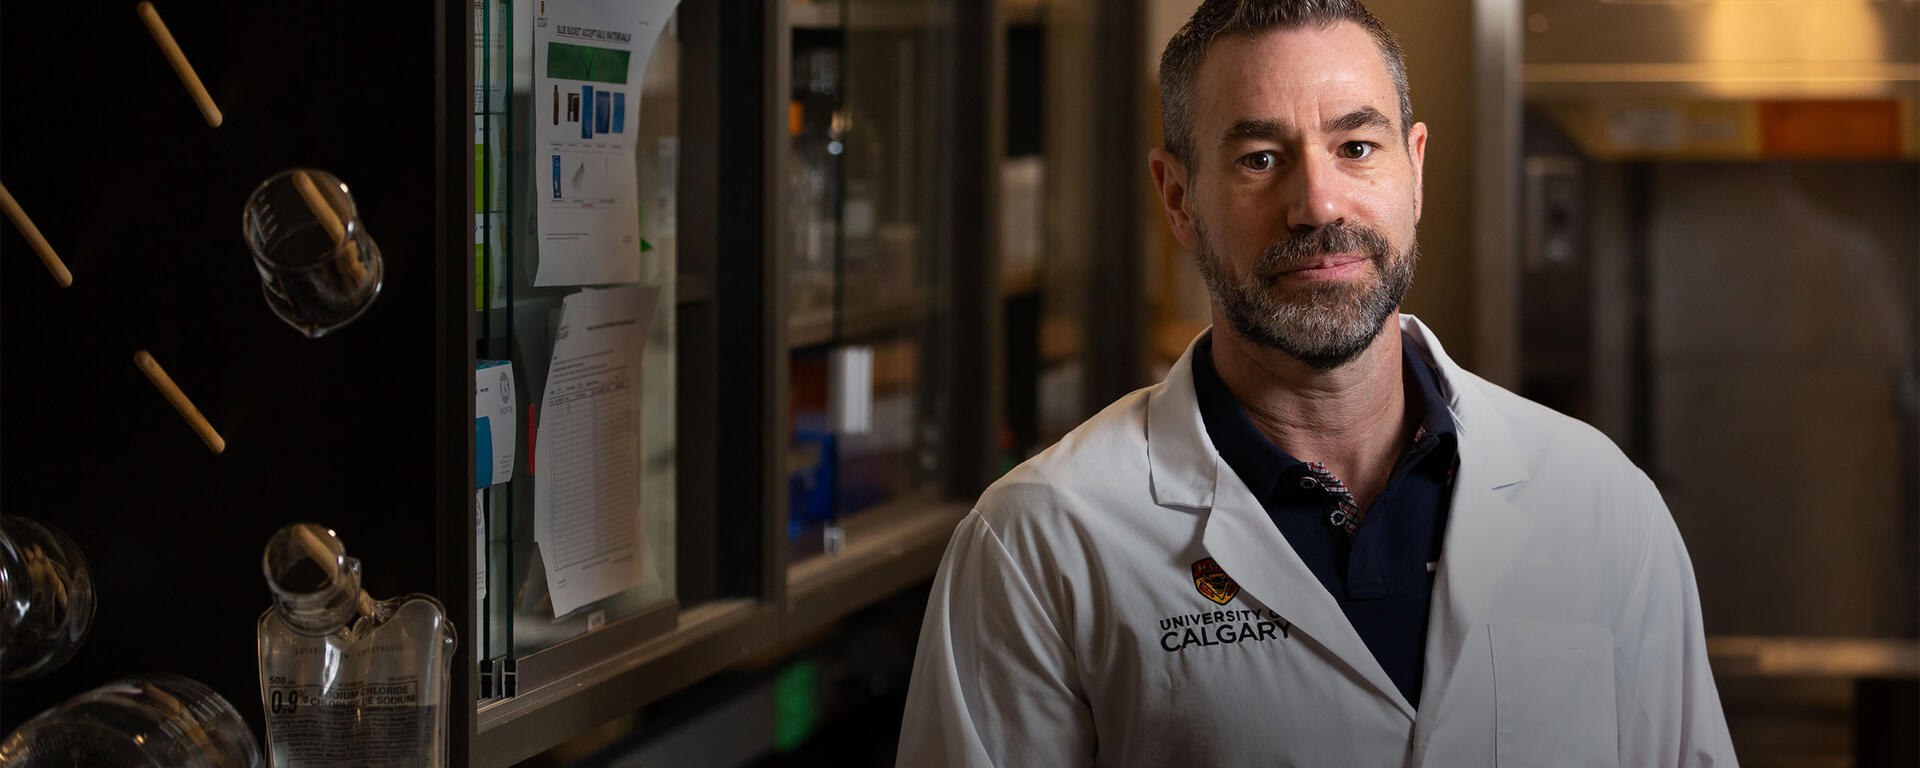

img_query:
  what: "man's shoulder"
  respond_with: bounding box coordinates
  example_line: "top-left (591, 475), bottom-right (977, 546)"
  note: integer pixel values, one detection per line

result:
top-left (1458, 368), bottom-right (1630, 469)
top-left (1405, 316), bottom-right (1642, 483)
top-left (1442, 367), bottom-right (1697, 635)
top-left (971, 384), bottom-right (1158, 540)
top-left (1451, 366), bottom-right (1668, 531)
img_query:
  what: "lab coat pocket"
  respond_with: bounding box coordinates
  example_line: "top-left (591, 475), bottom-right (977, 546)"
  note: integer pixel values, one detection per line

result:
top-left (1489, 621), bottom-right (1618, 768)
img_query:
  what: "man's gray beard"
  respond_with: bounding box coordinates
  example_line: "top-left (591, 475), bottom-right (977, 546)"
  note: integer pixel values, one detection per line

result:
top-left (1193, 220), bottom-right (1418, 370)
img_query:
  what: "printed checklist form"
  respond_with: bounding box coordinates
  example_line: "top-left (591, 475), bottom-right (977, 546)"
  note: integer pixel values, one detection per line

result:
top-left (533, 284), bottom-right (660, 616)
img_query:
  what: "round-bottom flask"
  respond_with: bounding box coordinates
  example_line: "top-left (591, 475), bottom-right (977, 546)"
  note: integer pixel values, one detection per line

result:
top-left (0, 674), bottom-right (262, 767)
top-left (0, 515), bottom-right (95, 680)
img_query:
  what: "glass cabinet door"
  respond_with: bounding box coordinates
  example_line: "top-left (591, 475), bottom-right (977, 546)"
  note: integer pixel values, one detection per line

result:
top-left (474, 0), bottom-right (509, 693)
top-left (785, 0), bottom-right (958, 555)
top-left (474, 0), bottom-right (682, 703)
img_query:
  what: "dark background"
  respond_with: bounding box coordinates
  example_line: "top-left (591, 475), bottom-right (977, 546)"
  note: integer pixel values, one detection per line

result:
top-left (0, 0), bottom-right (462, 745)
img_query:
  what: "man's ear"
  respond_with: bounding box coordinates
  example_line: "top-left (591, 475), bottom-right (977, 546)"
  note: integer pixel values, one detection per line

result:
top-left (1148, 147), bottom-right (1199, 250)
top-left (1406, 121), bottom-right (1428, 223)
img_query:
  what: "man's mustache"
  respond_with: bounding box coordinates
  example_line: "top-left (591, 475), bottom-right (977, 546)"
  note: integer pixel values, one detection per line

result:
top-left (1255, 224), bottom-right (1391, 277)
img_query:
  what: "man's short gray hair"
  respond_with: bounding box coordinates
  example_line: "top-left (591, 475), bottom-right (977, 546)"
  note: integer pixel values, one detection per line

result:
top-left (1158, 0), bottom-right (1413, 167)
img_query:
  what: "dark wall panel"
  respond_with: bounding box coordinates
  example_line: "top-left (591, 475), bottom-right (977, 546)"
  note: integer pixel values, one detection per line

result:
top-left (1, 0), bottom-right (456, 741)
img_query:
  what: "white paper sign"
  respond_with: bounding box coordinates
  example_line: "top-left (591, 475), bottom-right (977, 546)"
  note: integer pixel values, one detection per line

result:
top-left (533, 284), bottom-right (660, 615)
top-left (532, 0), bottom-right (679, 286)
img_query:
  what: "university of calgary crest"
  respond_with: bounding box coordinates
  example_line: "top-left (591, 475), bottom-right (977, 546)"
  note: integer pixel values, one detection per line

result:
top-left (1192, 557), bottom-right (1239, 605)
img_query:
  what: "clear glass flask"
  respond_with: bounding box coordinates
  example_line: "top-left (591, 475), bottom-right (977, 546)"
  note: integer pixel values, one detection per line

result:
top-left (0, 673), bottom-right (261, 767)
top-left (256, 523), bottom-right (456, 768)
top-left (0, 515), bottom-right (96, 680)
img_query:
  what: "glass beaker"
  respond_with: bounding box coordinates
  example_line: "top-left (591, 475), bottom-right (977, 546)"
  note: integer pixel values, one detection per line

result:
top-left (0, 673), bottom-right (262, 767)
top-left (241, 169), bottom-right (384, 339)
top-left (0, 515), bottom-right (95, 680)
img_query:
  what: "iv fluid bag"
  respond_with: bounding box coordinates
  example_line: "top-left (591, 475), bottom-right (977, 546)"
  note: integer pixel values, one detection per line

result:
top-left (256, 524), bottom-right (456, 768)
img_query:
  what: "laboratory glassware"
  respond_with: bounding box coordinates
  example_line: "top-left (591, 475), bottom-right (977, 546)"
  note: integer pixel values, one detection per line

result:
top-left (241, 169), bottom-right (384, 339)
top-left (255, 523), bottom-right (455, 768)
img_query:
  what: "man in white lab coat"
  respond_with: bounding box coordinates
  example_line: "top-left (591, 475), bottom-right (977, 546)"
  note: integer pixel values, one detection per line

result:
top-left (897, 1), bottom-right (1736, 765)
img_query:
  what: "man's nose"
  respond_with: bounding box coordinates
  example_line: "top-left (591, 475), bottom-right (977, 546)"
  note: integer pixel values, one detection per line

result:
top-left (1283, 153), bottom-right (1349, 231)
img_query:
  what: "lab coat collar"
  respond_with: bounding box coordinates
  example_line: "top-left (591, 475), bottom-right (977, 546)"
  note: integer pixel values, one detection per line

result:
top-left (1146, 314), bottom-right (1529, 506)
top-left (1149, 316), bottom-right (1527, 498)
top-left (1399, 315), bottom-right (1529, 491)
top-left (1145, 315), bottom-right (1535, 726)
top-left (1145, 338), bottom-right (1218, 510)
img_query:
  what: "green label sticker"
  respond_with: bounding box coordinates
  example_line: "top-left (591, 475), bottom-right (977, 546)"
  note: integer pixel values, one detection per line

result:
top-left (772, 660), bottom-right (817, 752)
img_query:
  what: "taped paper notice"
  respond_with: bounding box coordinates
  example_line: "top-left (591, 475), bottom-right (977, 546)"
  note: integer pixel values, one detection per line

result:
top-left (532, 0), bottom-right (679, 286)
top-left (532, 284), bottom-right (659, 615)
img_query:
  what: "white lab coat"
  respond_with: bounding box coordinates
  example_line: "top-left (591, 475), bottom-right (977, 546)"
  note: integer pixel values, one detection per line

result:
top-left (898, 316), bottom-right (1736, 767)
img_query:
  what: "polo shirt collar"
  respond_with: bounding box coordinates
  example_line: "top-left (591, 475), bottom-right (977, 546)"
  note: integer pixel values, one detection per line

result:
top-left (1189, 329), bottom-right (1457, 501)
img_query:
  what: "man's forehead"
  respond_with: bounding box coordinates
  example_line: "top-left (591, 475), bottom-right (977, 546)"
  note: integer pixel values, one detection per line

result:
top-left (1189, 21), bottom-right (1398, 136)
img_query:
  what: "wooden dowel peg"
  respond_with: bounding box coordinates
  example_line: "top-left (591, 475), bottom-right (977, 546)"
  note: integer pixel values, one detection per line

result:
top-left (289, 524), bottom-right (374, 617)
top-left (136, 2), bottom-right (223, 128)
top-left (291, 171), bottom-right (367, 281)
top-left (0, 182), bottom-right (73, 288)
top-left (133, 350), bottom-right (226, 454)
top-left (292, 171), bottom-right (347, 243)
top-left (292, 524), bottom-right (340, 579)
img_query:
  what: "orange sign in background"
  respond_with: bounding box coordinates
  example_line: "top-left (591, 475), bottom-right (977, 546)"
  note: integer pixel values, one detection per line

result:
top-left (1758, 100), bottom-right (1903, 158)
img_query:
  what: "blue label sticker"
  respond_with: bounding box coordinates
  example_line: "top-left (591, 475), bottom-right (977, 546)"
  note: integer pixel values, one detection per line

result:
top-left (595, 90), bottom-right (611, 135)
top-left (612, 92), bottom-right (626, 133)
top-left (551, 155), bottom-right (561, 199)
top-left (476, 415), bottom-right (494, 488)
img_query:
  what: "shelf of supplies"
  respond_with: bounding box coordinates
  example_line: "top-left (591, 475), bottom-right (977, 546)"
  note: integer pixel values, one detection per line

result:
top-left (789, 1), bottom-right (841, 29)
top-left (1707, 635), bottom-right (1920, 679)
top-left (787, 497), bottom-right (969, 637)
top-left (788, 0), bottom-right (944, 31)
top-left (1005, 0), bottom-right (1045, 27)
top-left (787, 294), bottom-right (929, 349)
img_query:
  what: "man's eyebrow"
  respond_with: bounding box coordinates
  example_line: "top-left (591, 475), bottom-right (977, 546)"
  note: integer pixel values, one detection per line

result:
top-left (1219, 118), bottom-right (1295, 148)
top-left (1217, 108), bottom-right (1393, 150)
top-left (1324, 106), bottom-right (1392, 134)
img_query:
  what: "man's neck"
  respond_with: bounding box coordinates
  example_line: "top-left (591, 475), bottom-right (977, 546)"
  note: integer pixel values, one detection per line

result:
top-left (1209, 311), bottom-right (1409, 512)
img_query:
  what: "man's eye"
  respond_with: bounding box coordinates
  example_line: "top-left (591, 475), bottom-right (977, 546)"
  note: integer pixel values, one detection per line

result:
top-left (1240, 151), bottom-right (1275, 171)
top-left (1339, 142), bottom-right (1375, 160)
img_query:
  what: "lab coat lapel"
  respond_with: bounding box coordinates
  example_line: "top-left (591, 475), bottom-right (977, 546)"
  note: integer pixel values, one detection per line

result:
top-left (1148, 334), bottom-right (1417, 722)
top-left (1203, 463), bottom-right (1419, 721)
top-left (1399, 317), bottom-right (1532, 759)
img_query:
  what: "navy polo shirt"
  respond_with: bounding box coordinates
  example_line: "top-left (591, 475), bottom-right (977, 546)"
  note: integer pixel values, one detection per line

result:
top-left (1191, 332), bottom-right (1458, 707)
